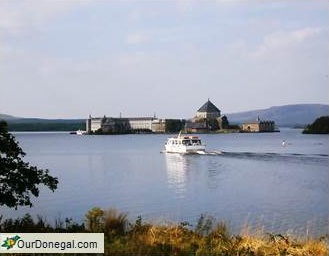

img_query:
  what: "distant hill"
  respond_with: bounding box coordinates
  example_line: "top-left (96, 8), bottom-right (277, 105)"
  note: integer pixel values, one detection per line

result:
top-left (226, 104), bottom-right (329, 127)
top-left (0, 113), bottom-right (19, 120)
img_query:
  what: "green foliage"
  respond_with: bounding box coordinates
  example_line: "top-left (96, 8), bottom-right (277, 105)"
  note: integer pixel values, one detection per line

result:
top-left (85, 207), bottom-right (105, 232)
top-left (0, 120), bottom-right (58, 208)
top-left (0, 214), bottom-right (84, 232)
top-left (85, 207), bottom-right (128, 238)
top-left (221, 115), bottom-right (229, 129)
top-left (207, 119), bottom-right (219, 130)
top-left (228, 124), bottom-right (241, 130)
top-left (103, 208), bottom-right (129, 238)
top-left (303, 116), bottom-right (329, 134)
top-left (165, 119), bottom-right (184, 133)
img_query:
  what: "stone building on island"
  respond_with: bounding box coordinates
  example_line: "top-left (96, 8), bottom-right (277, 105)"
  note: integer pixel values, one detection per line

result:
top-left (86, 99), bottom-right (230, 134)
top-left (185, 99), bottom-right (229, 133)
top-left (241, 117), bottom-right (276, 132)
top-left (85, 100), bottom-right (278, 134)
top-left (86, 116), bottom-right (183, 134)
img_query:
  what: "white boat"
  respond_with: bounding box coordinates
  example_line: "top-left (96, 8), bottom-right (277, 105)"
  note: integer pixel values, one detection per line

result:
top-left (76, 130), bottom-right (86, 135)
top-left (164, 132), bottom-right (206, 154)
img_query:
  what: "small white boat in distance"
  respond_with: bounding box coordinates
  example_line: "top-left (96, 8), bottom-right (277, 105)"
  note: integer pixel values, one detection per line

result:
top-left (76, 130), bottom-right (86, 135)
top-left (164, 132), bottom-right (206, 154)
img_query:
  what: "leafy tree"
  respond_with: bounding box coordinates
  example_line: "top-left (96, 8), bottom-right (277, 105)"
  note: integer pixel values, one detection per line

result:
top-left (207, 119), bottom-right (219, 130)
top-left (165, 119), bottom-right (184, 133)
top-left (0, 120), bottom-right (58, 208)
top-left (221, 115), bottom-right (229, 129)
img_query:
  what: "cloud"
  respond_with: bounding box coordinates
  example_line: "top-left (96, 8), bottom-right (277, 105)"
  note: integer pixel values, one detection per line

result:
top-left (253, 27), bottom-right (327, 59)
top-left (125, 32), bottom-right (150, 45)
top-left (0, 0), bottom-right (91, 35)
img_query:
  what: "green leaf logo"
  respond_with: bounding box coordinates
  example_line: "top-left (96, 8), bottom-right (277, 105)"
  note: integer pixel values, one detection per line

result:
top-left (1, 235), bottom-right (21, 250)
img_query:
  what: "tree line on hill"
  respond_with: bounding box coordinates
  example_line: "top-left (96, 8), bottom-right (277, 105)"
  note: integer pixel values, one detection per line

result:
top-left (4, 119), bottom-right (85, 132)
top-left (302, 116), bottom-right (329, 134)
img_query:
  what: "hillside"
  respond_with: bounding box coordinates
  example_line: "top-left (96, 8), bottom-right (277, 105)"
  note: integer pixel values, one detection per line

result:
top-left (226, 104), bottom-right (329, 127)
top-left (0, 113), bottom-right (19, 120)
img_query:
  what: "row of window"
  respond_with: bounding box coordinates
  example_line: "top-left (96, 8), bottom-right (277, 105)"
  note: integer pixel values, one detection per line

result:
top-left (168, 139), bottom-right (202, 146)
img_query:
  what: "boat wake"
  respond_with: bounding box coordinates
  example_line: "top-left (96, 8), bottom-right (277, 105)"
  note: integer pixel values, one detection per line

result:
top-left (162, 150), bottom-right (328, 164)
top-left (220, 151), bottom-right (328, 158)
top-left (161, 150), bottom-right (222, 155)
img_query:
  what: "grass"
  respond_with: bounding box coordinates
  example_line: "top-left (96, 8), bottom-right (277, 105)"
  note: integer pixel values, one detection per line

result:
top-left (0, 208), bottom-right (328, 255)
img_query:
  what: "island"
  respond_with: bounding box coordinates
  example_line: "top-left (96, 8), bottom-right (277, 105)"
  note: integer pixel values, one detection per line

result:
top-left (302, 116), bottom-right (329, 134)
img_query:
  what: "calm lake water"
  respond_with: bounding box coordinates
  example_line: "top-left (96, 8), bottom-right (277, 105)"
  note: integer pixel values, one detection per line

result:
top-left (2, 129), bottom-right (328, 235)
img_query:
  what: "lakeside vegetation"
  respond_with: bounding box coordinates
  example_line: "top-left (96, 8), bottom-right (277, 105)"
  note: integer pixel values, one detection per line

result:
top-left (302, 116), bottom-right (329, 134)
top-left (1, 207), bottom-right (328, 256)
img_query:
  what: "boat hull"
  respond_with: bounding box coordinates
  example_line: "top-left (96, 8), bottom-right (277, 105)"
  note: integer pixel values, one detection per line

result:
top-left (164, 144), bottom-right (206, 154)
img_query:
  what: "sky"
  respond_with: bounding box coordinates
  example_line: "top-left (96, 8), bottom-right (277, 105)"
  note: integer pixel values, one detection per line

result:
top-left (0, 0), bottom-right (328, 119)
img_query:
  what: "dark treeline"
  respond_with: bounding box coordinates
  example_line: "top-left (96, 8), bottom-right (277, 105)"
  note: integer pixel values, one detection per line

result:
top-left (303, 116), bottom-right (329, 134)
top-left (5, 119), bottom-right (85, 131)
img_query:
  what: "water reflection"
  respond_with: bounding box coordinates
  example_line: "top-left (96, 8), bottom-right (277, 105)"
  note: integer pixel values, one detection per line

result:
top-left (165, 154), bottom-right (188, 198)
top-left (206, 158), bottom-right (221, 189)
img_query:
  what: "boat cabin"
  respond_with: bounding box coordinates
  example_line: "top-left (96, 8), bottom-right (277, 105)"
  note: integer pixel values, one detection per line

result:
top-left (170, 136), bottom-right (202, 146)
